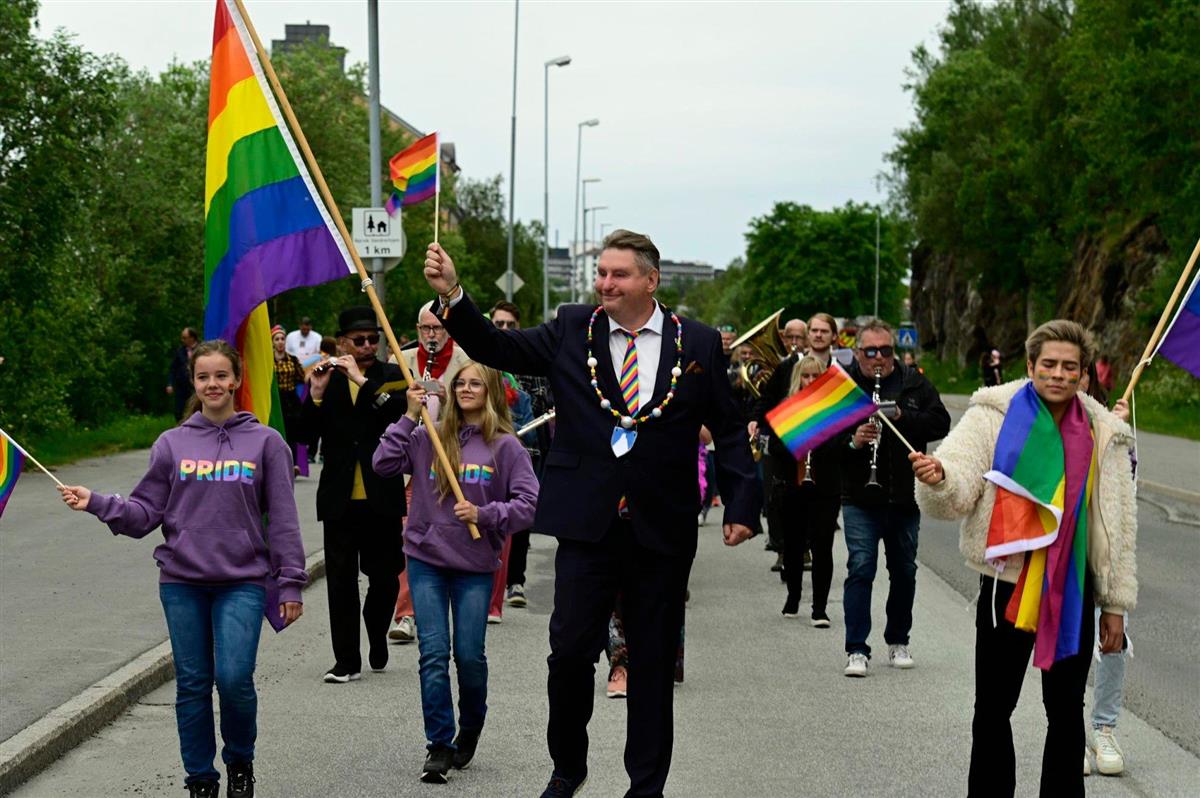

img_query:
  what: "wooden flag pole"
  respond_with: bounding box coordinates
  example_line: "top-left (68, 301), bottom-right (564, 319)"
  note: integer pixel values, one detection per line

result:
top-left (232, 0), bottom-right (479, 539)
top-left (876, 411), bottom-right (917, 455)
top-left (1120, 236), bottom-right (1200, 404)
top-left (1, 428), bottom-right (65, 488)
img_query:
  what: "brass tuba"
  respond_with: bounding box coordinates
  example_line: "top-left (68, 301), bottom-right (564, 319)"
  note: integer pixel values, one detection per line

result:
top-left (729, 309), bottom-right (790, 399)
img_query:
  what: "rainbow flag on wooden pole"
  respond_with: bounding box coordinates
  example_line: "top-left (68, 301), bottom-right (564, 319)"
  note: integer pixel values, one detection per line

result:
top-left (387, 132), bottom-right (440, 241)
top-left (766, 362), bottom-right (878, 460)
top-left (1, 427), bottom-right (66, 519)
top-left (203, 0), bottom-right (356, 427)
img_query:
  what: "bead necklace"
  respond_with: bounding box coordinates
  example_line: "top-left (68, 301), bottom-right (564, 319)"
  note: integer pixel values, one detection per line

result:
top-left (586, 305), bottom-right (684, 429)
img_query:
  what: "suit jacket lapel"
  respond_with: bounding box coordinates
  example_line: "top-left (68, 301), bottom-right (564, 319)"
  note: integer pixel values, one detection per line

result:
top-left (648, 311), bottom-right (677, 408)
top-left (593, 313), bottom-right (624, 410)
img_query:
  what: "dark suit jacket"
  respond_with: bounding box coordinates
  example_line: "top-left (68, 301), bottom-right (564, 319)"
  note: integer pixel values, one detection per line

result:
top-left (438, 294), bottom-right (761, 558)
top-left (300, 360), bottom-right (409, 523)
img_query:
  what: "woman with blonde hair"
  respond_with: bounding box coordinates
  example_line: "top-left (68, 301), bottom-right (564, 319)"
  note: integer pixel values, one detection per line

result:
top-left (373, 360), bottom-right (538, 784)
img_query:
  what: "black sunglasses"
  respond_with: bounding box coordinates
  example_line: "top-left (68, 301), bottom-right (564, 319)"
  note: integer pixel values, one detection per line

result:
top-left (859, 345), bottom-right (894, 359)
top-left (347, 333), bottom-right (380, 347)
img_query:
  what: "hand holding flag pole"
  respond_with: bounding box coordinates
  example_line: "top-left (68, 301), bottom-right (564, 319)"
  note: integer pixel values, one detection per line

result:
top-left (231, 0), bottom-right (477, 539)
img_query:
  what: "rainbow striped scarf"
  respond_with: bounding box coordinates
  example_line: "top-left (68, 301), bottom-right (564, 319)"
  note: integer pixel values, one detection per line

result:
top-left (984, 381), bottom-right (1095, 670)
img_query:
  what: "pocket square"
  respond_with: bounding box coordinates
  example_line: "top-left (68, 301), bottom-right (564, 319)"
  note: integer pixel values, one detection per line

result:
top-left (684, 360), bottom-right (704, 375)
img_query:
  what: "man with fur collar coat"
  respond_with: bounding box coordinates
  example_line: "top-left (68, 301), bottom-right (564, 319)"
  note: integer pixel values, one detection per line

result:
top-left (911, 319), bottom-right (1136, 797)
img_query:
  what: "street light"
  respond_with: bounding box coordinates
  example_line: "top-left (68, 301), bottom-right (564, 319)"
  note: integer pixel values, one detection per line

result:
top-left (572, 119), bottom-right (599, 302)
top-left (543, 54), bottom-right (571, 321)
top-left (580, 179), bottom-right (601, 302)
top-left (503, 1), bottom-right (523, 301)
top-left (586, 204), bottom-right (608, 291)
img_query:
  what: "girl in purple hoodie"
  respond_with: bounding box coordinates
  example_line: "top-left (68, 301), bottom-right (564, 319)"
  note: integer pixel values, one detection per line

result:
top-left (58, 340), bottom-right (307, 798)
top-left (373, 360), bottom-right (538, 784)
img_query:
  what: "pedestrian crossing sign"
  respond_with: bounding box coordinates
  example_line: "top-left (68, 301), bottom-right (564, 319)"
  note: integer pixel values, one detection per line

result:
top-left (897, 327), bottom-right (918, 349)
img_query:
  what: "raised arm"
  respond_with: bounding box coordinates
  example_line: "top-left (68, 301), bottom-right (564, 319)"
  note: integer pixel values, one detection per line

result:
top-left (424, 243), bottom-right (560, 375)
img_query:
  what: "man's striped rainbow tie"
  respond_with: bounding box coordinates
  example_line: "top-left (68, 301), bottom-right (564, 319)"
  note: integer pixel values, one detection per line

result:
top-left (617, 330), bottom-right (639, 518)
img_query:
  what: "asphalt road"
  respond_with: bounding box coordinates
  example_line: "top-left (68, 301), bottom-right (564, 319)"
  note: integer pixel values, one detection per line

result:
top-left (0, 450), bottom-right (326, 743)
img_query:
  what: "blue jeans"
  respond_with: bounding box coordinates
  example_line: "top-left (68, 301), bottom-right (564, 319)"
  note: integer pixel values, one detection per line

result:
top-left (1092, 608), bottom-right (1128, 729)
top-left (159, 583), bottom-right (265, 785)
top-left (842, 504), bottom-right (920, 657)
top-left (407, 556), bottom-right (493, 747)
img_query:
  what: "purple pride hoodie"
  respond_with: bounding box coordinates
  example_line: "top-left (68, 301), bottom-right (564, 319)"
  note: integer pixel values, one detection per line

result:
top-left (86, 411), bottom-right (308, 604)
top-left (372, 417), bottom-right (538, 573)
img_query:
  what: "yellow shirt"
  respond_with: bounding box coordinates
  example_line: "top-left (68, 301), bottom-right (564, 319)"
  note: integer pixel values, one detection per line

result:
top-left (347, 380), bottom-right (367, 500)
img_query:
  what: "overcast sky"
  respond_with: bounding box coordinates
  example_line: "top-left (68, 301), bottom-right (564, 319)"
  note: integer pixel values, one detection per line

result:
top-left (36, 0), bottom-right (950, 269)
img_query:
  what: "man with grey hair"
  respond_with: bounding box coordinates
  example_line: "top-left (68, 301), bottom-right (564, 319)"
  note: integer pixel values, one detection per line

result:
top-left (782, 318), bottom-right (808, 353)
top-left (423, 229), bottom-right (761, 798)
top-left (838, 318), bottom-right (949, 678)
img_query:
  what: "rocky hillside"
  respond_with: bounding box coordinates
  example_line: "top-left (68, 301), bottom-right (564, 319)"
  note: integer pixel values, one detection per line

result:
top-left (911, 217), bottom-right (1172, 380)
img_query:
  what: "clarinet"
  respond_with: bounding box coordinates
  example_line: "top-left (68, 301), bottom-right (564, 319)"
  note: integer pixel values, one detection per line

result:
top-left (865, 367), bottom-right (883, 488)
top-left (801, 449), bottom-right (814, 484)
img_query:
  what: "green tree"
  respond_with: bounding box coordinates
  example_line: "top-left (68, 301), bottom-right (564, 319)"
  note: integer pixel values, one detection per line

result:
top-left (742, 202), bottom-right (909, 324)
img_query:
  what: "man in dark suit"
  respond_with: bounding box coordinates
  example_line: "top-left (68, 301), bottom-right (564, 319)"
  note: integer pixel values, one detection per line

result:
top-left (302, 306), bottom-right (408, 684)
top-left (423, 230), bottom-right (761, 798)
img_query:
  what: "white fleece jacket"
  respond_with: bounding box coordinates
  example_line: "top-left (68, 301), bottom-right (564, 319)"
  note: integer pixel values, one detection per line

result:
top-left (915, 379), bottom-right (1137, 615)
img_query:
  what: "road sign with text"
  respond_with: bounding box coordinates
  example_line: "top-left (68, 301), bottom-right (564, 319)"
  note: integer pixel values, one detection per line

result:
top-left (351, 207), bottom-right (405, 260)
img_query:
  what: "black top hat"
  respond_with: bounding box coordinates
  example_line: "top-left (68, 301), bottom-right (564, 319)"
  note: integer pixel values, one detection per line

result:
top-left (337, 306), bottom-right (382, 336)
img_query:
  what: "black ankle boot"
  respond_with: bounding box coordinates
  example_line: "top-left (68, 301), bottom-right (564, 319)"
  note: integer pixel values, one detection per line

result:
top-left (227, 762), bottom-right (255, 798)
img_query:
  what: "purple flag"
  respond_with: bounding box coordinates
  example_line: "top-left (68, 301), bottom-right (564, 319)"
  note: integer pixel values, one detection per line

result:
top-left (1156, 271), bottom-right (1200, 379)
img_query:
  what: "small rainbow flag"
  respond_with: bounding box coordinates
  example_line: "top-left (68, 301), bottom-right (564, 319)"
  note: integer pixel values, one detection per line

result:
top-left (1, 430), bottom-right (27, 519)
top-left (386, 132), bottom-right (438, 215)
top-left (204, 0), bottom-right (355, 428)
top-left (766, 362), bottom-right (877, 460)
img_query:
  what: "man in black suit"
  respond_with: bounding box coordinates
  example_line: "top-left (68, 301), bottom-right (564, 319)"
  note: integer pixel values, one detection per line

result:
top-left (302, 306), bottom-right (408, 684)
top-left (423, 230), bottom-right (761, 798)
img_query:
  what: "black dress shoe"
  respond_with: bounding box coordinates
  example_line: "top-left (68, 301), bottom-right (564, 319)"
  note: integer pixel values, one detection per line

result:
top-left (539, 772), bottom-right (587, 797)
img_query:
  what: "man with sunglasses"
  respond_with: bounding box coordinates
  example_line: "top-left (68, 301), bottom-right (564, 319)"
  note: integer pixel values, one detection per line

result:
top-left (302, 306), bottom-right (409, 684)
top-left (398, 302), bottom-right (472, 422)
top-left (837, 319), bottom-right (949, 678)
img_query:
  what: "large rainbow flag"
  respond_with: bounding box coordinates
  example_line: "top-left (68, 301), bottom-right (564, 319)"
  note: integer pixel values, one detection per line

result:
top-left (0, 430), bottom-right (26, 519)
top-left (765, 361), bottom-right (877, 460)
top-left (203, 0), bottom-right (354, 425)
top-left (984, 381), bottom-right (1095, 670)
top-left (385, 132), bottom-right (438, 215)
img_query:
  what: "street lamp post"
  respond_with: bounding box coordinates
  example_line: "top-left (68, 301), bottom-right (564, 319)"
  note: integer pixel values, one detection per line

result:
top-left (572, 119), bottom-right (599, 303)
top-left (587, 205), bottom-right (608, 289)
top-left (580, 180), bottom-right (601, 301)
top-left (504, 0), bottom-right (520, 301)
top-left (543, 55), bottom-right (571, 321)
top-left (874, 209), bottom-right (880, 318)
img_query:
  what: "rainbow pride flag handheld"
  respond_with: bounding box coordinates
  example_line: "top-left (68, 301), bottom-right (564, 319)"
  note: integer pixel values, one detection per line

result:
top-left (386, 132), bottom-right (439, 215)
top-left (984, 381), bottom-right (1095, 670)
top-left (0, 431), bottom-right (26, 519)
top-left (203, 0), bottom-right (355, 426)
top-left (765, 362), bottom-right (877, 460)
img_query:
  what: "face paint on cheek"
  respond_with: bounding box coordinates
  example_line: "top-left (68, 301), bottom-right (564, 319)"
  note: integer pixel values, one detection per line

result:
top-left (1035, 371), bottom-right (1052, 382)
top-left (1066, 376), bottom-right (1079, 385)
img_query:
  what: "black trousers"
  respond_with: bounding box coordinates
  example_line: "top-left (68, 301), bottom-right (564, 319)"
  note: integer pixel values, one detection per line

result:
top-left (780, 485), bottom-right (839, 614)
top-left (968, 575), bottom-right (1094, 798)
top-left (506, 529), bottom-right (530, 587)
top-left (546, 522), bottom-right (693, 798)
top-left (322, 500), bottom-right (404, 672)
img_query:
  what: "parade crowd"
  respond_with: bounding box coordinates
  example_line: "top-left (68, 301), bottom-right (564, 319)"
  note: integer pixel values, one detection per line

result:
top-left (57, 229), bottom-right (1136, 798)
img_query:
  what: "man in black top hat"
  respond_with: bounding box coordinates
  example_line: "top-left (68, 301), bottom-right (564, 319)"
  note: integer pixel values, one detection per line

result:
top-left (302, 306), bottom-right (409, 683)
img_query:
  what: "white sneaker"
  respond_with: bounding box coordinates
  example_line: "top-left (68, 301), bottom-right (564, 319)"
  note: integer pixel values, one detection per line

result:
top-left (1083, 747), bottom-right (1091, 776)
top-left (388, 616), bottom-right (416, 643)
top-left (487, 614), bottom-right (502, 624)
top-left (844, 653), bottom-right (869, 677)
top-left (888, 644), bottom-right (915, 669)
top-left (1093, 726), bottom-right (1125, 775)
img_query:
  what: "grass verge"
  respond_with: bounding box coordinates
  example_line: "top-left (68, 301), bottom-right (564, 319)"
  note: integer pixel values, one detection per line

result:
top-left (25, 414), bottom-right (175, 468)
top-left (915, 353), bottom-right (1200, 441)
